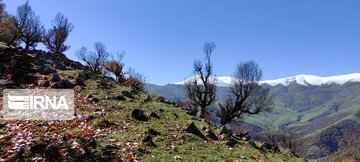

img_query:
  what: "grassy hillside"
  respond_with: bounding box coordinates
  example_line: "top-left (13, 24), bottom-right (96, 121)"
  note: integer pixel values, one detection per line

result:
top-left (0, 46), bottom-right (304, 161)
top-left (146, 79), bottom-right (360, 161)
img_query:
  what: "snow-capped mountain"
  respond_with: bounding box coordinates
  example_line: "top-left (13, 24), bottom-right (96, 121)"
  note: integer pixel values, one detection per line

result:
top-left (174, 75), bottom-right (233, 87)
top-left (174, 73), bottom-right (360, 87)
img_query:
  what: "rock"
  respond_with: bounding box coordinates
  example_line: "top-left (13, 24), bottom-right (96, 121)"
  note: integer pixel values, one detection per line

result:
top-left (76, 76), bottom-right (85, 86)
top-left (142, 135), bottom-right (152, 142)
top-left (174, 155), bottom-right (182, 160)
top-left (63, 80), bottom-right (74, 88)
top-left (98, 119), bottom-right (115, 128)
top-left (220, 126), bottom-right (233, 136)
top-left (234, 130), bottom-right (250, 141)
top-left (86, 137), bottom-right (97, 149)
top-left (201, 126), bottom-right (207, 131)
top-left (99, 78), bottom-right (110, 89)
top-left (51, 82), bottom-right (63, 88)
top-left (51, 80), bottom-right (74, 89)
top-left (130, 89), bottom-right (139, 95)
top-left (38, 80), bottom-right (50, 87)
top-left (260, 142), bottom-right (279, 153)
top-left (76, 72), bottom-right (89, 86)
top-left (41, 64), bottom-right (56, 75)
top-left (131, 109), bottom-right (149, 121)
top-left (143, 95), bottom-right (152, 103)
top-left (51, 73), bottom-right (61, 82)
top-left (86, 96), bottom-right (99, 104)
top-left (205, 129), bottom-right (218, 141)
top-left (30, 143), bottom-right (46, 155)
top-left (226, 137), bottom-right (239, 147)
top-left (78, 71), bottom-right (92, 80)
top-left (185, 121), bottom-right (207, 140)
top-left (131, 84), bottom-right (142, 92)
top-left (44, 145), bottom-right (61, 161)
top-left (153, 96), bottom-right (165, 103)
top-left (23, 73), bottom-right (38, 84)
top-left (78, 137), bottom-right (97, 150)
top-left (150, 112), bottom-right (160, 119)
top-left (55, 63), bottom-right (66, 70)
top-left (86, 115), bottom-right (94, 121)
top-left (102, 145), bottom-right (117, 156)
top-left (0, 123), bottom-right (5, 128)
top-left (70, 61), bottom-right (84, 69)
top-left (122, 91), bottom-right (134, 99)
top-left (137, 147), bottom-right (149, 157)
top-left (219, 126), bottom-right (239, 146)
top-left (115, 95), bottom-right (126, 101)
top-left (147, 128), bottom-right (161, 136)
top-left (142, 135), bottom-right (156, 147)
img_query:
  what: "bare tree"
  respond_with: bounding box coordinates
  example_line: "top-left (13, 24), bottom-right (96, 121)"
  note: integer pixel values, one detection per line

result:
top-left (43, 13), bottom-right (74, 54)
top-left (218, 61), bottom-right (272, 126)
top-left (76, 42), bottom-right (110, 73)
top-left (14, 1), bottom-right (44, 50)
top-left (280, 131), bottom-right (301, 156)
top-left (103, 52), bottom-right (125, 82)
top-left (124, 67), bottom-right (146, 91)
top-left (185, 42), bottom-right (217, 119)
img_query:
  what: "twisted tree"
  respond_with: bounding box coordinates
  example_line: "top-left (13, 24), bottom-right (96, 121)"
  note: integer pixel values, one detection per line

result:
top-left (76, 42), bottom-right (110, 73)
top-left (103, 52), bottom-right (125, 82)
top-left (219, 61), bottom-right (272, 125)
top-left (185, 42), bottom-right (217, 118)
top-left (14, 1), bottom-right (44, 50)
top-left (43, 13), bottom-right (74, 54)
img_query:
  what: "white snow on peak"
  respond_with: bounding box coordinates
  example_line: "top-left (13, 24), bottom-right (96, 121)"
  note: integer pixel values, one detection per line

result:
top-left (259, 73), bottom-right (360, 86)
top-left (174, 75), bottom-right (233, 87)
top-left (174, 73), bottom-right (360, 87)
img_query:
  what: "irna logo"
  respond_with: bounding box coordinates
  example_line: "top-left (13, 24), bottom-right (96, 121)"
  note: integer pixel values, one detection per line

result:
top-left (8, 95), bottom-right (69, 110)
top-left (2, 89), bottom-right (74, 120)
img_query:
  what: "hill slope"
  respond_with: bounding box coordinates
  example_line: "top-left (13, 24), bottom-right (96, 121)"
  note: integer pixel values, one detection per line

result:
top-left (0, 45), bottom-right (304, 161)
top-left (146, 74), bottom-right (360, 161)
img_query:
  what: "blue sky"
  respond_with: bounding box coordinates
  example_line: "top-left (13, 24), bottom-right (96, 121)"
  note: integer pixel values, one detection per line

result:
top-left (3, 0), bottom-right (360, 85)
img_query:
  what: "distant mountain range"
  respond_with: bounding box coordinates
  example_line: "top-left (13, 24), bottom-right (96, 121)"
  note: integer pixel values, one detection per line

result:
top-left (174, 73), bottom-right (360, 87)
top-left (145, 73), bottom-right (360, 160)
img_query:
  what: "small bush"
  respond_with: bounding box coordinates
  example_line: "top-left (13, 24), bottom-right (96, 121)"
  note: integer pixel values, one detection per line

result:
top-left (123, 67), bottom-right (146, 91)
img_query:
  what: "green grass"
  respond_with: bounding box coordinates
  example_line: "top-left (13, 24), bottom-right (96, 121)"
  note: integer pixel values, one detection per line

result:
top-left (64, 70), bottom-right (304, 161)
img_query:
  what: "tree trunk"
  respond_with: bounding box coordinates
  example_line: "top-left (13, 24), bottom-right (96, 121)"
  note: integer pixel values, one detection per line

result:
top-left (199, 106), bottom-right (207, 118)
top-left (25, 43), bottom-right (30, 50)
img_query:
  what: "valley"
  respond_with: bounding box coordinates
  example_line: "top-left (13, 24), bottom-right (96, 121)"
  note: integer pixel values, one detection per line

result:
top-left (146, 74), bottom-right (360, 160)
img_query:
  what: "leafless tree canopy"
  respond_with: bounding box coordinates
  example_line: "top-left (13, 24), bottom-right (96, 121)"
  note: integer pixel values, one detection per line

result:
top-left (185, 42), bottom-right (217, 118)
top-left (43, 13), bottom-right (74, 54)
top-left (123, 67), bottom-right (146, 91)
top-left (219, 60), bottom-right (272, 125)
top-left (103, 52), bottom-right (125, 82)
top-left (280, 131), bottom-right (301, 156)
top-left (14, 1), bottom-right (44, 50)
top-left (76, 42), bottom-right (110, 73)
